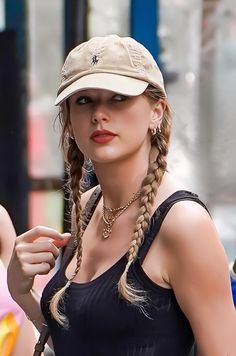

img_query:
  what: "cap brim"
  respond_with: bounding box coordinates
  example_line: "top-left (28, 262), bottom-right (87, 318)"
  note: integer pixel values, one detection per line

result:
top-left (55, 73), bottom-right (149, 106)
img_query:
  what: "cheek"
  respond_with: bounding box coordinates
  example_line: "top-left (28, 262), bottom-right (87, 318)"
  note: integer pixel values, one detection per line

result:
top-left (124, 106), bottom-right (151, 132)
top-left (70, 113), bottom-right (89, 136)
top-left (70, 118), bottom-right (91, 154)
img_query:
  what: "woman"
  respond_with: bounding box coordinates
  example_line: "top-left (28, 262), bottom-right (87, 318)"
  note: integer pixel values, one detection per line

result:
top-left (7, 35), bottom-right (236, 356)
top-left (0, 205), bottom-right (36, 356)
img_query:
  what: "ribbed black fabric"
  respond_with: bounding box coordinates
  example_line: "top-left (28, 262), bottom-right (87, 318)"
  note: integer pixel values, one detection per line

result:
top-left (41, 190), bottom-right (207, 356)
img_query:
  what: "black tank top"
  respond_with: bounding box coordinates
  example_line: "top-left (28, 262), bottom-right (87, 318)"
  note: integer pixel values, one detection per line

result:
top-left (41, 190), bottom-right (208, 356)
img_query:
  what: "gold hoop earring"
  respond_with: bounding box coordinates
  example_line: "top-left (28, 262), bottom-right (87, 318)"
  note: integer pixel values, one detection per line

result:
top-left (151, 127), bottom-right (157, 137)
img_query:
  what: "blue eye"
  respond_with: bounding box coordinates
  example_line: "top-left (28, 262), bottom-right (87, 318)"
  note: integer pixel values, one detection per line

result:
top-left (76, 96), bottom-right (92, 105)
top-left (113, 94), bottom-right (128, 102)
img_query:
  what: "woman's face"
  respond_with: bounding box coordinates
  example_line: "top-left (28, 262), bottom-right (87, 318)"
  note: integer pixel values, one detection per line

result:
top-left (68, 89), bottom-right (162, 164)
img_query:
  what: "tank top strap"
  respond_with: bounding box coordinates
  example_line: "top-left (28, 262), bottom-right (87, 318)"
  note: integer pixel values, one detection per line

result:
top-left (138, 190), bottom-right (210, 264)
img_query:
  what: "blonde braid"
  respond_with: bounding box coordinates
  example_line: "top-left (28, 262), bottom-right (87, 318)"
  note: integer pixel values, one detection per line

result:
top-left (66, 137), bottom-right (84, 271)
top-left (118, 85), bottom-right (172, 305)
top-left (117, 162), bottom-right (163, 304)
top-left (50, 134), bottom-right (85, 326)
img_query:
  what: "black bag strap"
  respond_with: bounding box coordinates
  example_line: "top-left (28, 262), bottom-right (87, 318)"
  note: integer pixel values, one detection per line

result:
top-left (61, 185), bottom-right (102, 270)
top-left (33, 322), bottom-right (50, 356)
top-left (32, 185), bottom-right (102, 355)
top-left (81, 185), bottom-right (102, 229)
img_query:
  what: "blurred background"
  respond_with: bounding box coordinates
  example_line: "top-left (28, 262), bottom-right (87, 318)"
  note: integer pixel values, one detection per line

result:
top-left (0, 0), bottom-right (235, 261)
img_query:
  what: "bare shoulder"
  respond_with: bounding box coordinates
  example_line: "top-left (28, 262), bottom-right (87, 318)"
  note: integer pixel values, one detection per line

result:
top-left (159, 197), bottom-right (230, 305)
top-left (158, 198), bottom-right (229, 290)
top-left (0, 205), bottom-right (16, 265)
top-left (0, 205), bottom-right (16, 237)
top-left (160, 199), bottom-right (219, 252)
top-left (0, 205), bottom-right (11, 223)
top-left (154, 173), bottom-right (222, 259)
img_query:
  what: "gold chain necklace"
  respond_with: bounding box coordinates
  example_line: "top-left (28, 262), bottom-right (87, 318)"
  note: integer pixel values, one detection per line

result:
top-left (102, 190), bottom-right (141, 239)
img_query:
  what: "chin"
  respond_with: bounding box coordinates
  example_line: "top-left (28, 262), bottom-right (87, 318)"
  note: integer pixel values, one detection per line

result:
top-left (87, 147), bottom-right (121, 163)
top-left (91, 155), bottom-right (119, 165)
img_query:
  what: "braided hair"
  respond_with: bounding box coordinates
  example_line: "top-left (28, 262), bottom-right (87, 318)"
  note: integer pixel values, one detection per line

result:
top-left (50, 102), bottom-right (85, 326)
top-left (118, 85), bottom-right (172, 304)
top-left (50, 85), bottom-right (172, 325)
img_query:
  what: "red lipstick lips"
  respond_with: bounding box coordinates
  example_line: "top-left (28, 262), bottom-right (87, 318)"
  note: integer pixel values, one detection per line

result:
top-left (90, 130), bottom-right (117, 144)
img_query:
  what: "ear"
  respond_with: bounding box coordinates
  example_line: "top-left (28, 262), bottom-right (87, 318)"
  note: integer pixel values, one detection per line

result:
top-left (149, 99), bottom-right (166, 131)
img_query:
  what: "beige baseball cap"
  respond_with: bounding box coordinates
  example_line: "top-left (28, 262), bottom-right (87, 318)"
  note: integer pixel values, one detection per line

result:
top-left (55, 34), bottom-right (166, 106)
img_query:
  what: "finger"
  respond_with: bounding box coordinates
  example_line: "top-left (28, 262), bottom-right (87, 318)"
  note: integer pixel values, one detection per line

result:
top-left (16, 240), bottom-right (60, 259)
top-left (52, 233), bottom-right (71, 248)
top-left (17, 226), bottom-right (68, 243)
top-left (22, 262), bottom-right (53, 277)
top-left (23, 252), bottom-right (57, 266)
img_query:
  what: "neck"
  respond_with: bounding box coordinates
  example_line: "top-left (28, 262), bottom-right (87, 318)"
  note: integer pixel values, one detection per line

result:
top-left (92, 155), bottom-right (149, 208)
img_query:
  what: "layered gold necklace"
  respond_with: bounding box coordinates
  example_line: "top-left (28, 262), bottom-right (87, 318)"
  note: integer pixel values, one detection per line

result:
top-left (102, 190), bottom-right (141, 239)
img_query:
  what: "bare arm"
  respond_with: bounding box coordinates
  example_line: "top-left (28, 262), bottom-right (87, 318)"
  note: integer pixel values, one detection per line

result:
top-left (12, 316), bottom-right (37, 356)
top-left (7, 186), bottom-right (96, 349)
top-left (7, 226), bottom-right (70, 345)
top-left (161, 201), bottom-right (236, 356)
top-left (0, 205), bottom-right (16, 266)
top-left (0, 206), bottom-right (39, 353)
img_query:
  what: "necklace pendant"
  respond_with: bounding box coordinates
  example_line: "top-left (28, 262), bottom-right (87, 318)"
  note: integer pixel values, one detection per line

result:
top-left (103, 226), bottom-right (111, 239)
top-left (102, 189), bottom-right (141, 239)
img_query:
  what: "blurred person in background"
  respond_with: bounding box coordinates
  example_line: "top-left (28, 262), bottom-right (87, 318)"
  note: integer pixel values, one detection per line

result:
top-left (230, 259), bottom-right (236, 306)
top-left (0, 205), bottom-right (36, 355)
top-left (7, 35), bottom-right (236, 356)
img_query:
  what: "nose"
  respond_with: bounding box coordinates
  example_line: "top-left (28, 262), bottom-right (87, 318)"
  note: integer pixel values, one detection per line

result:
top-left (91, 104), bottom-right (110, 124)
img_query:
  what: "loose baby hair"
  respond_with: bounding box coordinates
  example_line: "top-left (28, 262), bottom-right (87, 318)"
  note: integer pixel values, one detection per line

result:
top-left (50, 85), bottom-right (172, 325)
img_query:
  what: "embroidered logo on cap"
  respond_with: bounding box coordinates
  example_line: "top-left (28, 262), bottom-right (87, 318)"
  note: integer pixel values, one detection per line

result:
top-left (91, 55), bottom-right (99, 66)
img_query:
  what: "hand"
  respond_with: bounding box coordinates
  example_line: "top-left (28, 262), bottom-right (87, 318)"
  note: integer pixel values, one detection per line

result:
top-left (7, 226), bottom-right (70, 297)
